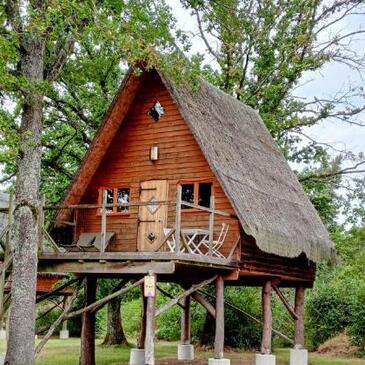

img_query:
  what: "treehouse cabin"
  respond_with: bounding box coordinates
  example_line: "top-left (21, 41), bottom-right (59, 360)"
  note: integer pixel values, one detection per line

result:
top-left (37, 66), bottom-right (333, 365)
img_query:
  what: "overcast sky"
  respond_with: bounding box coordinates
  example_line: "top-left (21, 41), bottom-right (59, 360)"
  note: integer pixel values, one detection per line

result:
top-left (169, 1), bottom-right (365, 157)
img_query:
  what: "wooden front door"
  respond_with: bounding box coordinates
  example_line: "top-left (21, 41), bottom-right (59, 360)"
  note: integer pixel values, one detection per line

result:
top-left (137, 180), bottom-right (169, 252)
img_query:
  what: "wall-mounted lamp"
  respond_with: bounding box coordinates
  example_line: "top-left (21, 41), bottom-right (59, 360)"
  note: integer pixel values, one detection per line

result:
top-left (150, 146), bottom-right (159, 161)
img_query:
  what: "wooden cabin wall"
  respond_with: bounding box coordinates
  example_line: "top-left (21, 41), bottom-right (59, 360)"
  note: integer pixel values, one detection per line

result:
top-left (77, 71), bottom-right (240, 256)
top-left (240, 231), bottom-right (316, 282)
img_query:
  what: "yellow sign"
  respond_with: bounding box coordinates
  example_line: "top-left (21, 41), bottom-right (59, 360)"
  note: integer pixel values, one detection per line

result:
top-left (144, 275), bottom-right (156, 297)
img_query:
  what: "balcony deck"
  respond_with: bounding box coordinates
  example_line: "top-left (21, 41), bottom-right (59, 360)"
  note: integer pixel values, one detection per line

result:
top-left (38, 251), bottom-right (239, 283)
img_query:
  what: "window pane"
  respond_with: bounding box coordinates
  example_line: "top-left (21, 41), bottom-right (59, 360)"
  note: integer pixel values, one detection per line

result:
top-left (117, 188), bottom-right (130, 212)
top-left (198, 182), bottom-right (212, 208)
top-left (181, 184), bottom-right (194, 209)
top-left (103, 189), bottom-right (114, 211)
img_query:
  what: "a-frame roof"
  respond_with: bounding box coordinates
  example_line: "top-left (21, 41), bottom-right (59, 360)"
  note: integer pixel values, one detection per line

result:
top-left (56, 66), bottom-right (334, 263)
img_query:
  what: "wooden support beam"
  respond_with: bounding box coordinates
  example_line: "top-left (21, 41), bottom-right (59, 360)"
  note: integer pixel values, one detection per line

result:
top-left (294, 287), bottom-right (305, 348)
top-left (272, 284), bottom-right (298, 321)
top-left (155, 275), bottom-right (217, 317)
top-left (174, 185), bottom-right (182, 254)
top-left (191, 292), bottom-right (216, 318)
top-left (145, 272), bottom-right (156, 365)
top-left (138, 284), bottom-right (147, 349)
top-left (156, 285), bottom-right (185, 310)
top-left (208, 196), bottom-right (215, 257)
top-left (214, 276), bottom-right (225, 359)
top-left (181, 295), bottom-right (191, 345)
top-left (35, 284), bottom-right (81, 357)
top-left (81, 276), bottom-right (97, 365)
top-left (66, 277), bottom-right (144, 319)
top-left (261, 280), bottom-right (272, 355)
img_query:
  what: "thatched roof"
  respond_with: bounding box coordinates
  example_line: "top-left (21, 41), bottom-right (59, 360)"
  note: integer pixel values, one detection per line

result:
top-left (56, 67), bottom-right (334, 263)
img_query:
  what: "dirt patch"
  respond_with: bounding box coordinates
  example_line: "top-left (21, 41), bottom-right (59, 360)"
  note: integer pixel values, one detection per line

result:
top-left (317, 332), bottom-right (358, 356)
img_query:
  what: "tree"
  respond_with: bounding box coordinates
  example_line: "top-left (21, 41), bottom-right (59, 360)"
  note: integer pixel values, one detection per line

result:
top-left (0, 1), bottom-right (181, 363)
top-left (102, 297), bottom-right (128, 346)
top-left (181, 0), bottom-right (365, 224)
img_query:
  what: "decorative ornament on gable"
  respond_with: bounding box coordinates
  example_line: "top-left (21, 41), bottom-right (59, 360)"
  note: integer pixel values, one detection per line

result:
top-left (148, 101), bottom-right (165, 121)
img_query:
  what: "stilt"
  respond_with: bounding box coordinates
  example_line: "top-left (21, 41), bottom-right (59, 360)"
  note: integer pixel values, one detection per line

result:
top-left (256, 281), bottom-right (275, 365)
top-left (178, 295), bottom-right (194, 360)
top-left (145, 273), bottom-right (156, 365)
top-left (80, 276), bottom-right (96, 365)
top-left (209, 276), bottom-right (230, 365)
top-left (290, 287), bottom-right (308, 365)
top-left (130, 285), bottom-right (147, 365)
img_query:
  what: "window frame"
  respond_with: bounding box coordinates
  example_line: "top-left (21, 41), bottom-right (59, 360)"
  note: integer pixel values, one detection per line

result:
top-left (97, 186), bottom-right (131, 216)
top-left (178, 179), bottom-right (214, 211)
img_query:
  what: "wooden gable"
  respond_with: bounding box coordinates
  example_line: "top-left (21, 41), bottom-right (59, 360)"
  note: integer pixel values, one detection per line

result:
top-left (76, 70), bottom-right (241, 256)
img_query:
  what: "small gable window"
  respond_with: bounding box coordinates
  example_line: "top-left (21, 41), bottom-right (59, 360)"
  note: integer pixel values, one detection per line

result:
top-left (148, 101), bottom-right (165, 121)
top-left (180, 181), bottom-right (213, 209)
top-left (99, 187), bottom-right (130, 214)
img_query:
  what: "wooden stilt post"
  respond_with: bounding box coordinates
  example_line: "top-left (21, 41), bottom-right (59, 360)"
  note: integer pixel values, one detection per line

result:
top-left (294, 287), bottom-right (305, 348)
top-left (80, 276), bottom-right (97, 365)
top-left (138, 284), bottom-right (147, 349)
top-left (145, 272), bottom-right (156, 365)
top-left (181, 295), bottom-right (191, 345)
top-left (261, 280), bottom-right (272, 355)
top-left (214, 276), bottom-right (225, 359)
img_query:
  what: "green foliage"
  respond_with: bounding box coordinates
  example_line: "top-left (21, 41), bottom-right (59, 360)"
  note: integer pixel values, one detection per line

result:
top-left (306, 227), bottom-right (365, 351)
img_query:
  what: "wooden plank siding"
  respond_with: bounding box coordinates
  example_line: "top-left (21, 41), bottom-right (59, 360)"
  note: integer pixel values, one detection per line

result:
top-left (76, 71), bottom-right (240, 257)
top-left (239, 231), bottom-right (316, 283)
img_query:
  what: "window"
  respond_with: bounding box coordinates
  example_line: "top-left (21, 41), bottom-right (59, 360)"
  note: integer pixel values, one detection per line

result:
top-left (180, 181), bottom-right (213, 209)
top-left (99, 187), bottom-right (130, 214)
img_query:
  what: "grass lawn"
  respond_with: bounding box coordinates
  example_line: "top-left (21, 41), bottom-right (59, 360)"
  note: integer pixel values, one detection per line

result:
top-left (0, 339), bottom-right (364, 365)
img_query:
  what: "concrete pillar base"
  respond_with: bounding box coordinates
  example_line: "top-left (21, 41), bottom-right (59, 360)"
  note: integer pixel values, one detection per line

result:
top-left (208, 358), bottom-right (230, 365)
top-left (0, 330), bottom-right (6, 340)
top-left (59, 329), bottom-right (69, 339)
top-left (129, 348), bottom-right (145, 365)
top-left (255, 354), bottom-right (276, 365)
top-left (178, 344), bottom-right (194, 360)
top-left (290, 348), bottom-right (308, 365)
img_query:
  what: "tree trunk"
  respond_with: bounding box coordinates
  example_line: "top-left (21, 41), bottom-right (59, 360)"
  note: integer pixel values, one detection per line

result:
top-left (102, 296), bottom-right (128, 346)
top-left (199, 312), bottom-right (215, 347)
top-left (5, 34), bottom-right (45, 365)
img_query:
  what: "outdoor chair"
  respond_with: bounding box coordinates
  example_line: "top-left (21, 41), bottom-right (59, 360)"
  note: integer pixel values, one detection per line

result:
top-left (199, 223), bottom-right (229, 258)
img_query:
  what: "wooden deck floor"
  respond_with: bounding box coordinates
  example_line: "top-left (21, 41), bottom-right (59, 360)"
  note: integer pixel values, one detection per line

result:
top-left (37, 252), bottom-right (239, 282)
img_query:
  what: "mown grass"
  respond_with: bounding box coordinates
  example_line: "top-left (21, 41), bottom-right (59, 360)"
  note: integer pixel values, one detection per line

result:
top-left (0, 339), bottom-right (364, 365)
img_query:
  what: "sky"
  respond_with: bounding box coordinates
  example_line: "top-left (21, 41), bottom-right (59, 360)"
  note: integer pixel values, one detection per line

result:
top-left (169, 1), bottom-right (365, 158)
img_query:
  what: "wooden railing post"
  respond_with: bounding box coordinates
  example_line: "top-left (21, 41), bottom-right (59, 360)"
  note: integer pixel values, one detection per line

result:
top-left (261, 280), bottom-right (272, 354)
top-left (38, 195), bottom-right (45, 254)
top-left (100, 190), bottom-right (107, 253)
top-left (175, 185), bottom-right (182, 254)
top-left (294, 287), bottom-right (305, 348)
top-left (5, 194), bottom-right (13, 255)
top-left (208, 195), bottom-right (215, 257)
